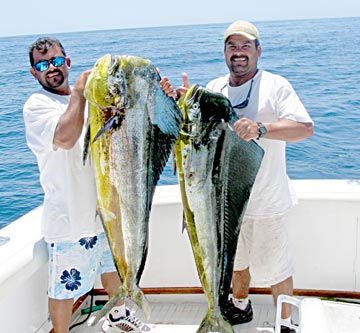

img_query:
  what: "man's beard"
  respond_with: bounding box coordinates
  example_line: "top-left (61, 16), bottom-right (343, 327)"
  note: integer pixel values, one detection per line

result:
top-left (229, 55), bottom-right (248, 74)
top-left (39, 71), bottom-right (65, 94)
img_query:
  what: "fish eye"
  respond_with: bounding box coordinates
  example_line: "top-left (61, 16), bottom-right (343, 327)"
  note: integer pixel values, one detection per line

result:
top-left (192, 103), bottom-right (199, 111)
top-left (189, 102), bottom-right (200, 121)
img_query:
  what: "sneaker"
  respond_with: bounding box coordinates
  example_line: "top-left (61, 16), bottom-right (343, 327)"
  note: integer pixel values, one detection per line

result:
top-left (263, 321), bottom-right (298, 333)
top-left (102, 308), bottom-right (151, 332)
top-left (280, 325), bottom-right (297, 333)
top-left (221, 299), bottom-right (253, 325)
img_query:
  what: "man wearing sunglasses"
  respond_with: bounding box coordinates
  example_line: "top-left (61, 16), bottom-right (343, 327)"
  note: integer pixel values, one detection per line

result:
top-left (23, 37), bottom-right (173, 333)
top-left (176, 21), bottom-right (314, 333)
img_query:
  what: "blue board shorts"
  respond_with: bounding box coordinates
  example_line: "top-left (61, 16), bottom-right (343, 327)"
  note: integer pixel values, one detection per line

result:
top-left (47, 231), bottom-right (117, 300)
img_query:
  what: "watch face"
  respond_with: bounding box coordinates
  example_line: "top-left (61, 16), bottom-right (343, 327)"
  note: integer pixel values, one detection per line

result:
top-left (258, 122), bottom-right (267, 137)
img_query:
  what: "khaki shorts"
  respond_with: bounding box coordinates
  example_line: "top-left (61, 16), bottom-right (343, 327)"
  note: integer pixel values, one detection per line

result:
top-left (48, 232), bottom-right (117, 300)
top-left (233, 214), bottom-right (294, 287)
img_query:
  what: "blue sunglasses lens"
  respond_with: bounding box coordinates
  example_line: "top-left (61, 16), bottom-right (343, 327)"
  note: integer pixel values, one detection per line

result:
top-left (34, 57), bottom-right (66, 72)
top-left (52, 57), bottom-right (66, 67)
top-left (34, 61), bottom-right (49, 72)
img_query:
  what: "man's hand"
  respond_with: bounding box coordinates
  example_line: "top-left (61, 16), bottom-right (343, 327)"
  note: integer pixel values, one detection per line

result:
top-left (159, 76), bottom-right (175, 98)
top-left (176, 72), bottom-right (190, 100)
top-left (233, 118), bottom-right (259, 142)
top-left (73, 70), bottom-right (91, 95)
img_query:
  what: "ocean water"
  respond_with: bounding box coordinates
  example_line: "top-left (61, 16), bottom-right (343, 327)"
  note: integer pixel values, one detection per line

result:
top-left (1, 17), bottom-right (360, 229)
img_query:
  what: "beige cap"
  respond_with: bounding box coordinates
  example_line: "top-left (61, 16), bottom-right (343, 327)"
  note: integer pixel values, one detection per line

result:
top-left (224, 20), bottom-right (260, 43)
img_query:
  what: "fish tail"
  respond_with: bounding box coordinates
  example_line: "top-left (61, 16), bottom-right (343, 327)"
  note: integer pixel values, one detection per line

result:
top-left (90, 286), bottom-right (126, 326)
top-left (196, 307), bottom-right (234, 333)
top-left (90, 285), bottom-right (151, 326)
top-left (130, 285), bottom-right (151, 319)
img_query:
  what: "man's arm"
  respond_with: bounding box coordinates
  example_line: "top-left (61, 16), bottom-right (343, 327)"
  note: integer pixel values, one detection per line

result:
top-left (53, 70), bottom-right (91, 149)
top-left (233, 118), bottom-right (314, 142)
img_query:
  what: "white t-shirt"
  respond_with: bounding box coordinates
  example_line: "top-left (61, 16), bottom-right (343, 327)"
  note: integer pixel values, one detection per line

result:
top-left (23, 88), bottom-right (103, 242)
top-left (207, 70), bottom-right (313, 218)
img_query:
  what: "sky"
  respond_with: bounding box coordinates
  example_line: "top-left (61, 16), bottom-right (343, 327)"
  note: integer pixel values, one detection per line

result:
top-left (1, 0), bottom-right (359, 37)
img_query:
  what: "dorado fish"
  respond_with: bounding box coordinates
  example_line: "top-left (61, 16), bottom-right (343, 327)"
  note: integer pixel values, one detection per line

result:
top-left (83, 54), bottom-right (181, 322)
top-left (174, 85), bottom-right (264, 333)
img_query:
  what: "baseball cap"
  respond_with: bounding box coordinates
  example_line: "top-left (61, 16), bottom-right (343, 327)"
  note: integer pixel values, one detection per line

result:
top-left (224, 20), bottom-right (260, 43)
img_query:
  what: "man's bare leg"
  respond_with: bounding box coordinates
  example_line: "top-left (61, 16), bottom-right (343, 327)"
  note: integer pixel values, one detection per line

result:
top-left (101, 271), bottom-right (121, 299)
top-left (271, 276), bottom-right (293, 319)
top-left (49, 297), bottom-right (73, 333)
top-left (232, 268), bottom-right (251, 298)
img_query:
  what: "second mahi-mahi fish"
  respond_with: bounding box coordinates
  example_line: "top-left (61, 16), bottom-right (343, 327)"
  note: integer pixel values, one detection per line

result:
top-left (174, 84), bottom-right (264, 333)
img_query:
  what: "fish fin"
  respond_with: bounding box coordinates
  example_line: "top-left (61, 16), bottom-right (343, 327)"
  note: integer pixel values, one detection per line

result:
top-left (171, 148), bottom-right (177, 176)
top-left (92, 114), bottom-right (120, 142)
top-left (148, 81), bottom-right (182, 187)
top-left (153, 76), bottom-right (182, 136)
top-left (218, 131), bottom-right (264, 303)
top-left (148, 119), bottom-right (180, 192)
top-left (82, 122), bottom-right (91, 165)
top-left (132, 285), bottom-right (151, 319)
top-left (90, 287), bottom-right (126, 326)
top-left (181, 212), bottom-right (187, 233)
top-left (90, 285), bottom-right (151, 327)
top-left (197, 308), bottom-right (234, 333)
top-left (92, 126), bottom-right (107, 143)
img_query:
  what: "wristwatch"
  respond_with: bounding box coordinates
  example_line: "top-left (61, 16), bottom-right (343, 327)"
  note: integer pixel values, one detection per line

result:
top-left (257, 122), bottom-right (267, 139)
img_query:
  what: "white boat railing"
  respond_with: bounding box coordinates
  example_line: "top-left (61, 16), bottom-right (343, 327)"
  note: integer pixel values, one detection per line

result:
top-left (0, 179), bottom-right (359, 332)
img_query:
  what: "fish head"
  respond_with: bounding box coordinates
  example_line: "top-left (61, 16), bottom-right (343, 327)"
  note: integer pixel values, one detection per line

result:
top-left (84, 54), bottom-right (162, 142)
top-left (117, 55), bottom-right (157, 109)
top-left (178, 85), bottom-right (234, 148)
top-left (198, 88), bottom-right (233, 124)
top-left (84, 54), bottom-right (127, 111)
top-left (85, 54), bottom-right (157, 111)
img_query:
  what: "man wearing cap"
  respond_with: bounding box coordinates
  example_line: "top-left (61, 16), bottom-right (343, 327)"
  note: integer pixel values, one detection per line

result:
top-left (176, 20), bottom-right (314, 333)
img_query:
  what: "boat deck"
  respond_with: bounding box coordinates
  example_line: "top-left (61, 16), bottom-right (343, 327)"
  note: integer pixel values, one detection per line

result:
top-left (69, 294), bottom-right (297, 333)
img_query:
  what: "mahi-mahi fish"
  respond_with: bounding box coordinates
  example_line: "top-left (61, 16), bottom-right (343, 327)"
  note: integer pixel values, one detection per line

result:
top-left (174, 85), bottom-right (264, 333)
top-left (83, 54), bottom-right (181, 322)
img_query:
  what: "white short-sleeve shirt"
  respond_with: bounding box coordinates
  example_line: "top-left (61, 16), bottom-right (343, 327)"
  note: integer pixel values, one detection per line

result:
top-left (207, 70), bottom-right (313, 218)
top-left (23, 88), bottom-right (102, 242)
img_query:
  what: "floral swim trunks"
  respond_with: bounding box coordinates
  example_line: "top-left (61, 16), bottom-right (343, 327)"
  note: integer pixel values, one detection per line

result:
top-left (48, 232), bottom-right (117, 299)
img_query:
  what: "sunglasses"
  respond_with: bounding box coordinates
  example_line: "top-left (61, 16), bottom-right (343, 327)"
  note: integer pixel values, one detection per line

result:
top-left (34, 56), bottom-right (66, 72)
top-left (221, 78), bottom-right (254, 110)
top-left (232, 79), bottom-right (254, 109)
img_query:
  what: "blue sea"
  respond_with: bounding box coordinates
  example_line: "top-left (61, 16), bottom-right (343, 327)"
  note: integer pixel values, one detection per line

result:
top-left (1, 17), bottom-right (360, 229)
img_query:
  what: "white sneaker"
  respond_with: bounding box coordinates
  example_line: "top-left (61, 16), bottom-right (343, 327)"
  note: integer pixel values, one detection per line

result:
top-left (102, 309), bottom-right (151, 332)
